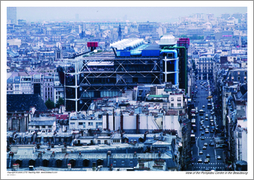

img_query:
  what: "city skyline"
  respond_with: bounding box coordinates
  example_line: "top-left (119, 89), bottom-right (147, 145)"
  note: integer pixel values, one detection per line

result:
top-left (16, 7), bottom-right (247, 23)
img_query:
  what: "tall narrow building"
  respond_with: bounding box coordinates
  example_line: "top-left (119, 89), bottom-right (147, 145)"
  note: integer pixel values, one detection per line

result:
top-left (118, 24), bottom-right (122, 41)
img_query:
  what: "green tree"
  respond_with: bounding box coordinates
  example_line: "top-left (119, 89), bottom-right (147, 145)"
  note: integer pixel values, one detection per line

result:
top-left (56, 97), bottom-right (64, 108)
top-left (45, 99), bottom-right (55, 109)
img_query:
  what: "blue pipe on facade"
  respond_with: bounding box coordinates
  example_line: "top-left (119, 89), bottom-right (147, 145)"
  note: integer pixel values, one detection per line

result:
top-left (160, 49), bottom-right (178, 85)
top-left (160, 50), bottom-right (177, 58)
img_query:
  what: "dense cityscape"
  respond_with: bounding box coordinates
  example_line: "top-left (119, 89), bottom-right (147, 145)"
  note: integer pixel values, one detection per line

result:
top-left (5, 6), bottom-right (249, 176)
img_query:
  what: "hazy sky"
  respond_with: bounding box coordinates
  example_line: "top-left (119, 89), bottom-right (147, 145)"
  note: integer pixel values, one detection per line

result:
top-left (17, 7), bottom-right (247, 23)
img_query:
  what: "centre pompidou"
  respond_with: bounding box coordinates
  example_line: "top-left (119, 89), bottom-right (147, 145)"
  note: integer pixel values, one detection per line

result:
top-left (57, 35), bottom-right (189, 112)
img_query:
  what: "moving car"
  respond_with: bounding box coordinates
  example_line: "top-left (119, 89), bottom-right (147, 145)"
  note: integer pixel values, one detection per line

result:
top-left (205, 128), bottom-right (209, 133)
top-left (199, 151), bottom-right (203, 155)
top-left (203, 146), bottom-right (207, 150)
top-left (198, 158), bottom-right (202, 163)
top-left (206, 154), bottom-right (210, 158)
top-left (217, 155), bottom-right (221, 160)
top-left (199, 109), bottom-right (205, 115)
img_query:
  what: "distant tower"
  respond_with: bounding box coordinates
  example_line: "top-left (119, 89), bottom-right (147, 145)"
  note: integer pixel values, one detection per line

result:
top-left (7, 7), bottom-right (17, 24)
top-left (55, 44), bottom-right (62, 60)
top-left (79, 24), bottom-right (85, 39)
top-left (118, 24), bottom-right (122, 41)
top-left (238, 34), bottom-right (242, 47)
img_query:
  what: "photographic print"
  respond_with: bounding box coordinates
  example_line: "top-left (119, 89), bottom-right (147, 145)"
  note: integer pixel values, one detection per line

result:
top-left (2, 1), bottom-right (252, 179)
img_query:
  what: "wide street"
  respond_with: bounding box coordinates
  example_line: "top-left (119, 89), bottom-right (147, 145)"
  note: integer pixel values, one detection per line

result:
top-left (189, 79), bottom-right (226, 171)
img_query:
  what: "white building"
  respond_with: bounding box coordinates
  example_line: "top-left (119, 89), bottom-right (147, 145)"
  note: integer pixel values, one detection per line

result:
top-left (28, 116), bottom-right (56, 133)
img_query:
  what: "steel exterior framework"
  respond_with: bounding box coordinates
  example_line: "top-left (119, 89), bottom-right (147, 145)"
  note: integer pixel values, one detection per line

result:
top-left (64, 56), bottom-right (164, 111)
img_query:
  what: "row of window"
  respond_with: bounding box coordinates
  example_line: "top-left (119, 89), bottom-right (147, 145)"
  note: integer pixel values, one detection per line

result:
top-left (70, 122), bottom-right (103, 128)
top-left (229, 76), bottom-right (247, 81)
top-left (81, 91), bottom-right (122, 98)
top-left (30, 125), bottom-right (52, 128)
top-left (171, 97), bottom-right (182, 101)
top-left (77, 122), bottom-right (102, 126)
top-left (171, 103), bottom-right (182, 108)
top-left (113, 160), bottom-right (133, 165)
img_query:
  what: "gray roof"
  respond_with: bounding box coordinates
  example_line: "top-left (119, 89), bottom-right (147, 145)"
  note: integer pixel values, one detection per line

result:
top-left (7, 94), bottom-right (47, 112)
top-left (29, 120), bottom-right (55, 126)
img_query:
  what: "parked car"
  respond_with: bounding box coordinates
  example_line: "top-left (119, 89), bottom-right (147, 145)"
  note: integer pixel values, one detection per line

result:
top-left (204, 159), bottom-right (209, 163)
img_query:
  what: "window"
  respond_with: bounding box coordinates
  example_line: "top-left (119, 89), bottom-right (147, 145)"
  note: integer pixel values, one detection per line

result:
top-left (171, 103), bottom-right (174, 107)
top-left (88, 122), bottom-right (93, 126)
top-left (79, 122), bottom-right (83, 125)
top-left (177, 97), bottom-right (181, 101)
top-left (177, 103), bottom-right (181, 107)
top-left (42, 126), bottom-right (45, 128)
top-left (36, 126), bottom-right (39, 128)
top-left (83, 122), bottom-right (86, 128)
top-left (96, 122), bottom-right (102, 128)
top-left (171, 97), bottom-right (174, 101)
top-left (48, 126), bottom-right (52, 128)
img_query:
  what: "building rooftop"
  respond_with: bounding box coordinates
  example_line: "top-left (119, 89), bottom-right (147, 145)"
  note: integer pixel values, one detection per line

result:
top-left (29, 120), bottom-right (55, 126)
top-left (7, 94), bottom-right (47, 112)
